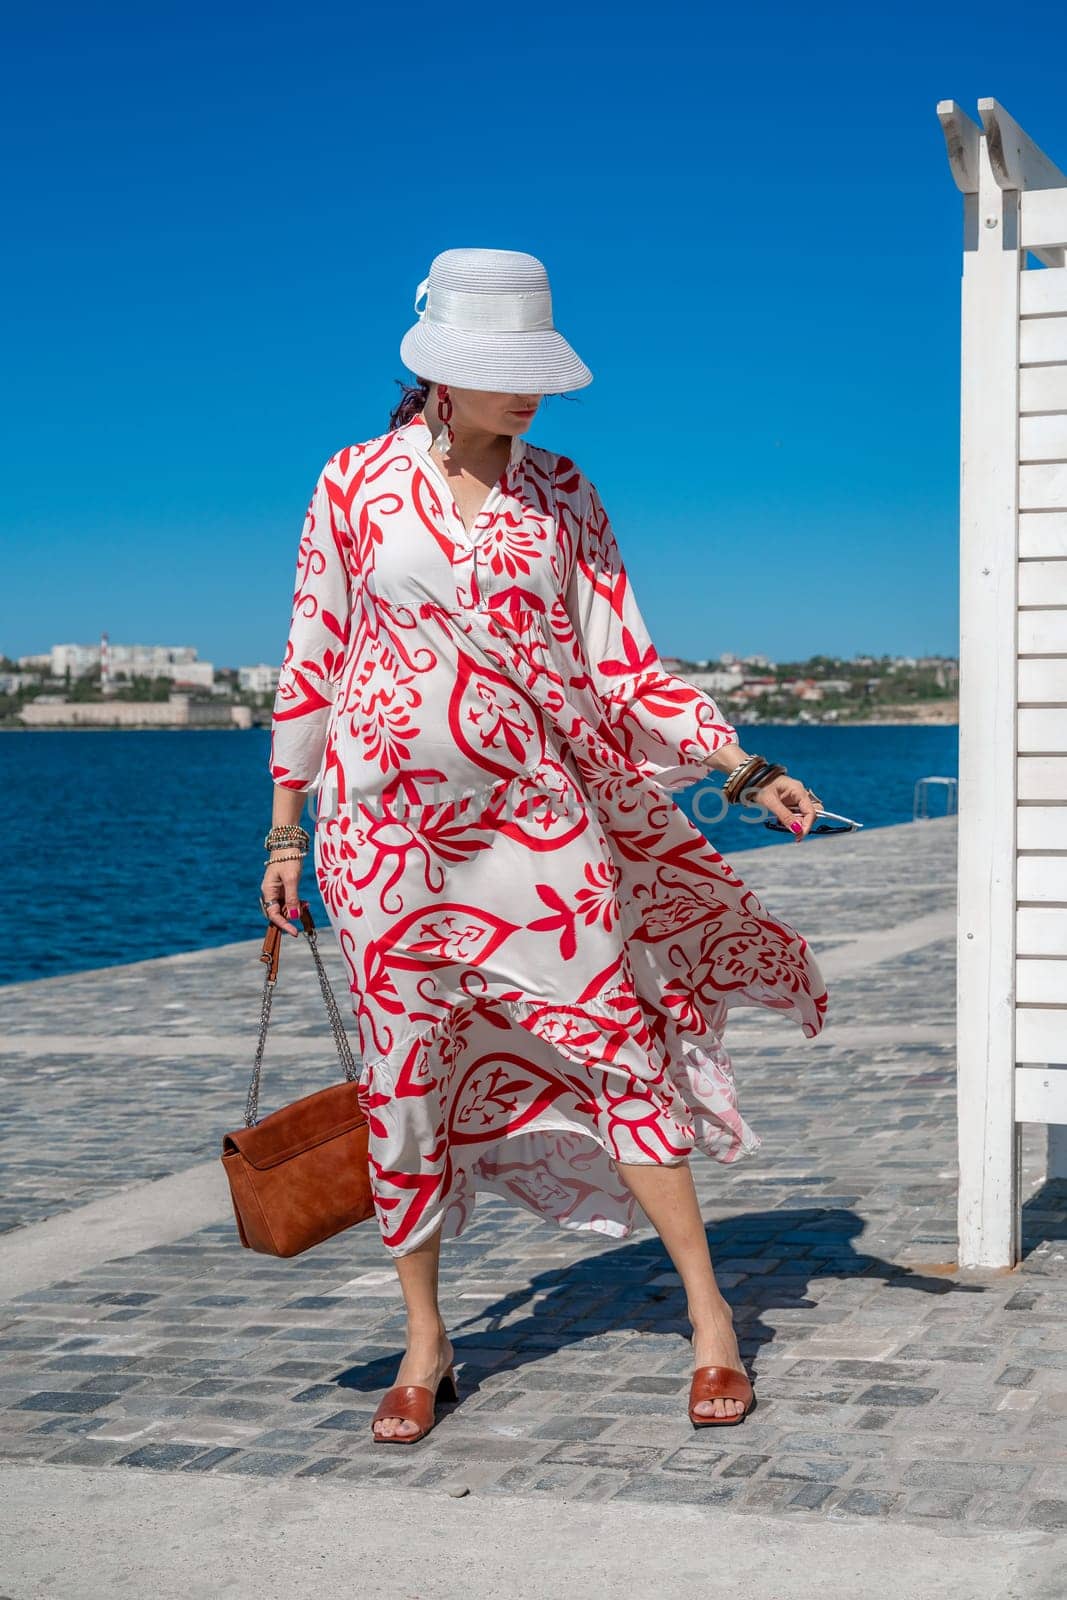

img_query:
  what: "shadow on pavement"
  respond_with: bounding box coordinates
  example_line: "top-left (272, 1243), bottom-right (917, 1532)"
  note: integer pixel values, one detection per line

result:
top-left (329, 1205), bottom-right (987, 1398)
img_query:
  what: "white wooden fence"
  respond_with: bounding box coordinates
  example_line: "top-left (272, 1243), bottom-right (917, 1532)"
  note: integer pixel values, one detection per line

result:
top-left (940, 98), bottom-right (1067, 1269)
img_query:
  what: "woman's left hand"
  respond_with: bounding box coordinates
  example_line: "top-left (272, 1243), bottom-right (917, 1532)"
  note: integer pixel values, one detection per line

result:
top-left (752, 773), bottom-right (817, 840)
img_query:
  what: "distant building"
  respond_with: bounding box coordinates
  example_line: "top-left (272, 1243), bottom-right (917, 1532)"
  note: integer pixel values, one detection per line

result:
top-left (684, 669), bottom-right (744, 693)
top-left (239, 664), bottom-right (281, 694)
top-left (51, 643), bottom-right (99, 678)
top-left (780, 678), bottom-right (825, 702)
top-left (733, 676), bottom-right (779, 702)
top-left (49, 642), bottom-right (214, 689)
top-left (916, 658), bottom-right (959, 687)
top-left (19, 693), bottom-right (250, 729)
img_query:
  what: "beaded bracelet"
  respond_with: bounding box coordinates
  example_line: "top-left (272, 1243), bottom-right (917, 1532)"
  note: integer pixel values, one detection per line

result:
top-left (264, 825), bottom-right (310, 850)
top-left (263, 851), bottom-right (306, 866)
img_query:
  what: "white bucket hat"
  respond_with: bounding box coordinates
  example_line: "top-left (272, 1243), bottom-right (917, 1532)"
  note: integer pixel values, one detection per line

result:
top-left (399, 247), bottom-right (593, 394)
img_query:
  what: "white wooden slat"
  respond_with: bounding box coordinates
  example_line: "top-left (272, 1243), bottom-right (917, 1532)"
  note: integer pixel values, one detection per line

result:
top-left (1021, 189), bottom-right (1067, 252)
top-left (1018, 755), bottom-right (1067, 800)
top-left (1021, 268), bottom-right (1067, 316)
top-left (1019, 708), bottom-right (1067, 751)
top-left (1020, 464), bottom-right (1067, 510)
top-left (1019, 366), bottom-right (1067, 413)
top-left (1017, 959), bottom-right (1067, 1004)
top-left (1020, 318), bottom-right (1067, 364)
top-left (1019, 611), bottom-right (1067, 653)
top-left (1018, 905), bottom-right (1067, 956)
top-left (1015, 1063), bottom-right (1067, 1118)
top-left (1019, 657), bottom-right (1067, 702)
top-left (1020, 416), bottom-right (1067, 461)
top-left (1017, 908), bottom-right (1067, 953)
top-left (1017, 806), bottom-right (1067, 850)
top-left (1020, 513), bottom-right (1067, 559)
top-left (1016, 1012), bottom-right (1067, 1065)
top-left (1018, 854), bottom-right (1067, 901)
top-left (1018, 560), bottom-right (1067, 606)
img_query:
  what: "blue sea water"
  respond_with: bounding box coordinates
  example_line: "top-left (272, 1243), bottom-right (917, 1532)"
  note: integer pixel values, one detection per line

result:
top-left (4, 724), bottom-right (957, 985)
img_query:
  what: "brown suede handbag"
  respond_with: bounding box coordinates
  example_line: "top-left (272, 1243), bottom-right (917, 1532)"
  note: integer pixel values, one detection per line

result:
top-left (221, 902), bottom-right (375, 1256)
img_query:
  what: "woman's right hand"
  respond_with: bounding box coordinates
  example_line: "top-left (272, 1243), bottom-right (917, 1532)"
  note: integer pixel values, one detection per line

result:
top-left (260, 854), bottom-right (304, 936)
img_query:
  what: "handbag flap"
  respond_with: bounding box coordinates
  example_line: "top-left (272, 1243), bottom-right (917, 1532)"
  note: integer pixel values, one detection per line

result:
top-left (223, 1079), bottom-right (366, 1170)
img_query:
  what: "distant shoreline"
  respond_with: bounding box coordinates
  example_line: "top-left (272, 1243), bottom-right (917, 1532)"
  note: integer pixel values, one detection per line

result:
top-left (0, 713), bottom-right (960, 733)
top-left (0, 722), bottom-right (261, 733)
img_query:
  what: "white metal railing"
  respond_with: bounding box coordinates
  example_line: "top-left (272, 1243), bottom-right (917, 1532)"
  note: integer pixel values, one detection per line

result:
top-left (913, 775), bottom-right (959, 821)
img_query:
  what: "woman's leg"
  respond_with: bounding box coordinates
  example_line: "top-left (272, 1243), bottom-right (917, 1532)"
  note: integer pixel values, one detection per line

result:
top-left (614, 1158), bottom-right (746, 1419)
top-left (372, 1222), bottom-right (455, 1439)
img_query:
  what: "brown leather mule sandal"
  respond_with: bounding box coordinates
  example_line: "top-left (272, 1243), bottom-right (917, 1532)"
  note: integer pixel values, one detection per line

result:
top-left (688, 1365), bottom-right (755, 1427)
top-left (371, 1367), bottom-right (459, 1443)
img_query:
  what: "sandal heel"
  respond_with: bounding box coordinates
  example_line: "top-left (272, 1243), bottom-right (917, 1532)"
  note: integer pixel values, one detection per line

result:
top-left (437, 1366), bottom-right (459, 1402)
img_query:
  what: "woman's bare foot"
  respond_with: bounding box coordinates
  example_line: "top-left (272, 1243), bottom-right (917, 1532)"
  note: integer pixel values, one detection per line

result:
top-left (690, 1295), bottom-right (747, 1420)
top-left (372, 1324), bottom-right (455, 1440)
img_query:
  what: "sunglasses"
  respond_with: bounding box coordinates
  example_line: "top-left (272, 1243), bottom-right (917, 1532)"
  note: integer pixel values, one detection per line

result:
top-left (762, 789), bottom-right (864, 837)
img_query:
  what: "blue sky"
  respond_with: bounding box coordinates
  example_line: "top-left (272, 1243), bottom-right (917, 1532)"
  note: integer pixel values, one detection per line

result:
top-left (3, 0), bottom-right (1066, 668)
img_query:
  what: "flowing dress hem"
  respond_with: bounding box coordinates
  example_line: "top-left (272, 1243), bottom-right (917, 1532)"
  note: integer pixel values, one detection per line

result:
top-left (357, 982), bottom-right (769, 1258)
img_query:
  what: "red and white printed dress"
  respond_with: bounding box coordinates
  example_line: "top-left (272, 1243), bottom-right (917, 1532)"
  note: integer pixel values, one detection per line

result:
top-left (269, 411), bottom-right (828, 1256)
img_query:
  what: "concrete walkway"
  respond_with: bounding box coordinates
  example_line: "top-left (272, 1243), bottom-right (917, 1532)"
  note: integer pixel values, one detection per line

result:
top-left (1, 815), bottom-right (1064, 1596)
top-left (1, 1463), bottom-right (1057, 1599)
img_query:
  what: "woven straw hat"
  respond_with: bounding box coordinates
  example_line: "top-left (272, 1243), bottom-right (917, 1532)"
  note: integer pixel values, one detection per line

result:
top-left (399, 247), bottom-right (593, 394)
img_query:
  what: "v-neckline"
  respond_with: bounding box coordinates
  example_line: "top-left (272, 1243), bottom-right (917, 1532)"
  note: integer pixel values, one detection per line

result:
top-left (404, 412), bottom-right (525, 544)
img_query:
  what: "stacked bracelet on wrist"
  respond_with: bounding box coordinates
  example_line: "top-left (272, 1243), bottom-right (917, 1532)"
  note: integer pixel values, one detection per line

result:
top-left (721, 753), bottom-right (787, 806)
top-left (264, 822), bottom-right (310, 867)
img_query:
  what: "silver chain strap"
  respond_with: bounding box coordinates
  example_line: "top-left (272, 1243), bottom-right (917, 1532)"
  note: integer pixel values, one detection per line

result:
top-left (244, 920), bottom-right (359, 1128)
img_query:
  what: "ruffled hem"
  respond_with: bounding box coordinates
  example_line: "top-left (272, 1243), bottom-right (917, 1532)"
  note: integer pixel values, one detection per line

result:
top-left (354, 982), bottom-right (766, 1257)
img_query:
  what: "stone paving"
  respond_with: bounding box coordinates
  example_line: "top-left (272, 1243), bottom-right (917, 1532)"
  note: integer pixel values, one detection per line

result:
top-left (1, 814), bottom-right (1065, 1536)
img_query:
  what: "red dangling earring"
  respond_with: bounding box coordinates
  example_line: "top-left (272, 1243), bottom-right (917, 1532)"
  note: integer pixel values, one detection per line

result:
top-left (436, 384), bottom-right (454, 460)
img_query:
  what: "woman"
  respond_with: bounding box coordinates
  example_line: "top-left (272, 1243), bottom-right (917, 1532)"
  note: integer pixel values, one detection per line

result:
top-left (261, 248), bottom-right (828, 1442)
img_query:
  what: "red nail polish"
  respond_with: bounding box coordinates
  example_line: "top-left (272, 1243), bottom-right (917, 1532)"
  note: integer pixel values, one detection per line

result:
top-left (790, 820), bottom-right (803, 835)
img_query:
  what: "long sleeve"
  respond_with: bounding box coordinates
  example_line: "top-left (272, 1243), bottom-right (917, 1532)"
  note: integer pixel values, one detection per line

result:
top-left (563, 477), bottom-right (738, 787)
top-left (268, 460), bottom-right (352, 792)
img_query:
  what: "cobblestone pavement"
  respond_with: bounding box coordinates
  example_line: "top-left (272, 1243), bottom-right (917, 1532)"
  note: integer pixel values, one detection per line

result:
top-left (1, 815), bottom-right (1065, 1537)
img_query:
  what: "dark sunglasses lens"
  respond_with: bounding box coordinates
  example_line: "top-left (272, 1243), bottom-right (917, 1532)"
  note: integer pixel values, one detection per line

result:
top-left (763, 819), bottom-right (856, 835)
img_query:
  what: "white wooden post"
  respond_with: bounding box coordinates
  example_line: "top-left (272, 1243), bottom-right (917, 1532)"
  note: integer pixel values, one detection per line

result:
top-left (940, 99), bottom-right (1067, 1269)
